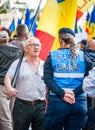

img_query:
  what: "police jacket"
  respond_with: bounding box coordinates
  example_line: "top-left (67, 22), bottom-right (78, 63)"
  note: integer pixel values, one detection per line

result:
top-left (0, 44), bottom-right (21, 85)
top-left (44, 48), bottom-right (92, 98)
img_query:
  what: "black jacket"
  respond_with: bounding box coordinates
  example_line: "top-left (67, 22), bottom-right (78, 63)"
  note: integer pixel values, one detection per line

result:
top-left (0, 44), bottom-right (21, 85)
top-left (84, 49), bottom-right (95, 66)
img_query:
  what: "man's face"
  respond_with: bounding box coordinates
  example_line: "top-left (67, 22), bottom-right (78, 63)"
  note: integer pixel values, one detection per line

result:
top-left (25, 40), bottom-right (41, 57)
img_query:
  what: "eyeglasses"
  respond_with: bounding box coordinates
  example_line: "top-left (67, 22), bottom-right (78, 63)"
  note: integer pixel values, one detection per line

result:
top-left (28, 43), bottom-right (41, 48)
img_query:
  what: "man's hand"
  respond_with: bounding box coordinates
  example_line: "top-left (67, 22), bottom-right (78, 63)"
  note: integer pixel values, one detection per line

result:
top-left (6, 87), bottom-right (18, 97)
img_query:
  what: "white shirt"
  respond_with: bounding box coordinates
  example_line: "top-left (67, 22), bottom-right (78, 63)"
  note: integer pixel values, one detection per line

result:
top-left (6, 57), bottom-right (46, 101)
top-left (82, 67), bottom-right (95, 98)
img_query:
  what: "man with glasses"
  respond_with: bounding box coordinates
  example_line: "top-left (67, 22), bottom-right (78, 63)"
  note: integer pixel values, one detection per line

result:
top-left (4, 37), bottom-right (46, 130)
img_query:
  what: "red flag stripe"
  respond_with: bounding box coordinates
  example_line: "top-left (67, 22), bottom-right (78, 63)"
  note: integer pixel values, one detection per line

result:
top-left (76, 9), bottom-right (83, 20)
top-left (36, 30), bottom-right (55, 60)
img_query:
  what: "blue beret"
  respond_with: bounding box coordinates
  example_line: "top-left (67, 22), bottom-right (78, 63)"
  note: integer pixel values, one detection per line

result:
top-left (58, 28), bottom-right (75, 36)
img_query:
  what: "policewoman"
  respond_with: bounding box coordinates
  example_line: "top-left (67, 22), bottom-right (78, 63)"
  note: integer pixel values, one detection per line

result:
top-left (44, 28), bottom-right (92, 130)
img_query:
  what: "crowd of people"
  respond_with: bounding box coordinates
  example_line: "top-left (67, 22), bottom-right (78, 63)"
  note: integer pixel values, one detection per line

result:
top-left (0, 24), bottom-right (95, 130)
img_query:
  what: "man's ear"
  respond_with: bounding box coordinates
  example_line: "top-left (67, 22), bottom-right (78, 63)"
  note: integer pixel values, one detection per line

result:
top-left (24, 46), bottom-right (28, 53)
top-left (93, 45), bottom-right (95, 50)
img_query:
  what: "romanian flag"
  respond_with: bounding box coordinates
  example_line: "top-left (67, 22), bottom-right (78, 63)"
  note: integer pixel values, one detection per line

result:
top-left (88, 5), bottom-right (95, 39)
top-left (84, 11), bottom-right (90, 34)
top-left (36, 0), bottom-right (77, 60)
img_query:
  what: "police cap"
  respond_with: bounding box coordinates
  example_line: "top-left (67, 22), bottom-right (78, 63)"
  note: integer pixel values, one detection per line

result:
top-left (58, 28), bottom-right (75, 37)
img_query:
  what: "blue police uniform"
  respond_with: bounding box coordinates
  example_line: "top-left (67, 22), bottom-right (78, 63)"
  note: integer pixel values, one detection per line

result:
top-left (50, 49), bottom-right (85, 95)
top-left (44, 48), bottom-right (92, 130)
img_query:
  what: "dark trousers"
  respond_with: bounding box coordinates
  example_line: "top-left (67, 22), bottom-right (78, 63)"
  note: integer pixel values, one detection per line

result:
top-left (83, 108), bottom-right (95, 130)
top-left (44, 95), bottom-right (87, 130)
top-left (83, 97), bottom-right (95, 130)
top-left (13, 98), bottom-right (46, 130)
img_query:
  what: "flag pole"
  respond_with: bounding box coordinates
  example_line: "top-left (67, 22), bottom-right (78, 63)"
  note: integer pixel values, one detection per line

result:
top-left (11, 0), bottom-right (42, 88)
top-left (11, 50), bottom-right (24, 88)
top-left (29, 0), bottom-right (41, 33)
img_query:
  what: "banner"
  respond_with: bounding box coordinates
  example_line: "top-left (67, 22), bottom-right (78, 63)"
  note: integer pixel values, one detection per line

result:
top-left (77, 0), bottom-right (94, 19)
top-left (84, 11), bottom-right (90, 34)
top-left (36, 0), bottom-right (77, 60)
top-left (88, 5), bottom-right (95, 39)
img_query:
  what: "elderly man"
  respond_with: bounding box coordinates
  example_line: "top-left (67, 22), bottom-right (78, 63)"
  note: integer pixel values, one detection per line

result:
top-left (4, 37), bottom-right (46, 130)
top-left (0, 31), bottom-right (20, 130)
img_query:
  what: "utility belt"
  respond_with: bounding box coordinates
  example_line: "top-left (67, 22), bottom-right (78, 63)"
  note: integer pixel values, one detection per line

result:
top-left (16, 97), bottom-right (45, 105)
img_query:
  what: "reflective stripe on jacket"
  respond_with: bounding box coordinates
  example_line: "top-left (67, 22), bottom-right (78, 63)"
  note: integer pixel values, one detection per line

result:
top-left (50, 49), bottom-right (85, 95)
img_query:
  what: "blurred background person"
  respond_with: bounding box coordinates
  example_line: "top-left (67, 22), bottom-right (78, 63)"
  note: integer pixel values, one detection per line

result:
top-left (0, 31), bottom-right (20, 130)
top-left (84, 39), bottom-right (95, 66)
top-left (0, 27), bottom-right (12, 42)
top-left (10, 24), bottom-right (28, 52)
top-left (82, 66), bottom-right (95, 130)
top-left (78, 39), bottom-right (87, 51)
top-left (82, 38), bottom-right (95, 130)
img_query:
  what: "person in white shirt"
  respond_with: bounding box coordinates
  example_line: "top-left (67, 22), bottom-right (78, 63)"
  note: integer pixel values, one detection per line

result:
top-left (83, 67), bottom-right (95, 99)
top-left (4, 37), bottom-right (46, 130)
top-left (83, 66), bottom-right (95, 130)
